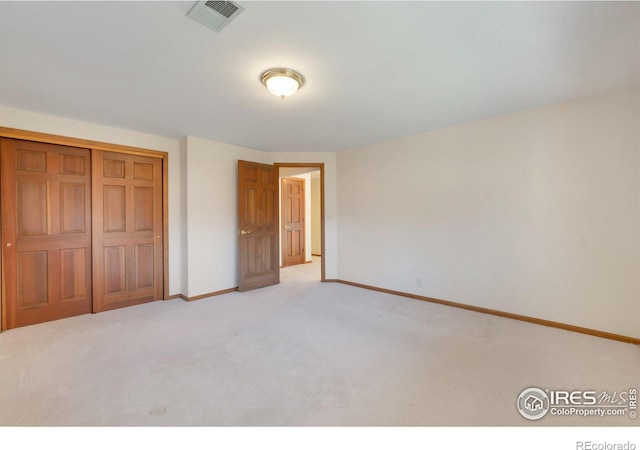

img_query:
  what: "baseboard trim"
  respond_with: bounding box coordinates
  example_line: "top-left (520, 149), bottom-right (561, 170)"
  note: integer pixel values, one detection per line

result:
top-left (330, 279), bottom-right (640, 345)
top-left (177, 288), bottom-right (239, 302)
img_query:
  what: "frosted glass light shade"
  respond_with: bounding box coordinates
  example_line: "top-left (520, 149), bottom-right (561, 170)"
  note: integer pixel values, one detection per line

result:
top-left (266, 75), bottom-right (299, 97)
top-left (261, 68), bottom-right (304, 99)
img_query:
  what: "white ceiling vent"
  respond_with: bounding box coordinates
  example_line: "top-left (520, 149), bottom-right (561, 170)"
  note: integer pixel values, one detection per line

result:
top-left (187, 1), bottom-right (244, 33)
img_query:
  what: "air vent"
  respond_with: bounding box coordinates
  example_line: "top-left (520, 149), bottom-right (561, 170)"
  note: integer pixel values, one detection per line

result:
top-left (187, 1), bottom-right (244, 33)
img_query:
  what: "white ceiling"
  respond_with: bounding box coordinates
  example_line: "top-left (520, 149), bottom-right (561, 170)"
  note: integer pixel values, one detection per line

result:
top-left (1, 1), bottom-right (639, 152)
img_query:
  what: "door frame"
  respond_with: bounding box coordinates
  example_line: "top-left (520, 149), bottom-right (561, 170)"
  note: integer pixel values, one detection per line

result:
top-left (0, 127), bottom-right (170, 330)
top-left (274, 163), bottom-right (326, 282)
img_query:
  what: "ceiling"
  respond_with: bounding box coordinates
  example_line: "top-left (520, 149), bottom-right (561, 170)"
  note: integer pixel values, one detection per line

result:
top-left (1, 1), bottom-right (639, 152)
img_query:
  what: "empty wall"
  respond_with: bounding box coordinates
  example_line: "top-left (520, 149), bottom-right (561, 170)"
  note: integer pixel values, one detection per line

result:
top-left (5, 85), bottom-right (636, 339)
top-left (183, 136), bottom-right (267, 297)
top-left (337, 87), bottom-right (640, 338)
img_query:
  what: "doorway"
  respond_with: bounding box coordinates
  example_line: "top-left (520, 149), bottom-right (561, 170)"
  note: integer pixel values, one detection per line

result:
top-left (276, 164), bottom-right (323, 281)
top-left (236, 161), bottom-right (325, 291)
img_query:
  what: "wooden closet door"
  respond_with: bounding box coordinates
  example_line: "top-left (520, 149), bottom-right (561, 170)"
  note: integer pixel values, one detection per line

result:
top-left (92, 151), bottom-right (163, 312)
top-left (1, 139), bottom-right (92, 330)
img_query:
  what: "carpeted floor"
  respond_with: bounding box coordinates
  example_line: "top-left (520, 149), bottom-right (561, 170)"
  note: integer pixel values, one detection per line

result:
top-left (0, 257), bottom-right (638, 426)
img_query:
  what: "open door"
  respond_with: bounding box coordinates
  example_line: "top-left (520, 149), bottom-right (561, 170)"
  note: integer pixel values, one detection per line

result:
top-left (237, 160), bottom-right (279, 291)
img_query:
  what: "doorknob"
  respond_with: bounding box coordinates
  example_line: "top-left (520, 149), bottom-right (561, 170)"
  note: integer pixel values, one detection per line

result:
top-left (283, 225), bottom-right (291, 229)
top-left (240, 230), bottom-right (251, 236)
top-left (5, 242), bottom-right (12, 247)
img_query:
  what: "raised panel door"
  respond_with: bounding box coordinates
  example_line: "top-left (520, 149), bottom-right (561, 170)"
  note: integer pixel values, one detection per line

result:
top-left (238, 160), bottom-right (279, 291)
top-left (92, 151), bottom-right (163, 312)
top-left (1, 138), bottom-right (92, 329)
top-left (281, 177), bottom-right (305, 267)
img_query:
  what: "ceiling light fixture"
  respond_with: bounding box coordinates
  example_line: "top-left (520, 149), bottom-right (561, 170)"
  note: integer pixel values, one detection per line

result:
top-left (261, 68), bottom-right (304, 99)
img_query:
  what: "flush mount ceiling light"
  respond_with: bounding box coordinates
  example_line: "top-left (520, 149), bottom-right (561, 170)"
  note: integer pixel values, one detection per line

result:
top-left (261, 68), bottom-right (304, 99)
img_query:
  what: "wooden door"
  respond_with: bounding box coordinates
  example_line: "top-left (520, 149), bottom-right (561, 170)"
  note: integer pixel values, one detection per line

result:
top-left (0, 139), bottom-right (92, 330)
top-left (237, 160), bottom-right (279, 291)
top-left (281, 177), bottom-right (305, 267)
top-left (92, 151), bottom-right (163, 312)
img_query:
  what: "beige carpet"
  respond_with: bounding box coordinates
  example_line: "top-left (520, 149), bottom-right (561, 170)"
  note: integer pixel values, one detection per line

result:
top-left (0, 257), bottom-right (638, 426)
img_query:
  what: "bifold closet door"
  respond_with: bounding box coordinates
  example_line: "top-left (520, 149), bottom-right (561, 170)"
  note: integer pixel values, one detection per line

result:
top-left (92, 151), bottom-right (163, 312)
top-left (0, 139), bottom-right (92, 330)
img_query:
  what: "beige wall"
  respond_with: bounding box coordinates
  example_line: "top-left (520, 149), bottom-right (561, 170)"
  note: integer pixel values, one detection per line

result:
top-left (183, 136), bottom-right (268, 297)
top-left (3, 85), bottom-right (637, 339)
top-left (337, 87), bottom-right (640, 338)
